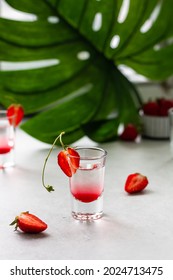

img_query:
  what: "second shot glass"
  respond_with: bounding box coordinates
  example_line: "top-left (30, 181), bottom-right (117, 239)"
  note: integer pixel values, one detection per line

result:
top-left (0, 110), bottom-right (15, 169)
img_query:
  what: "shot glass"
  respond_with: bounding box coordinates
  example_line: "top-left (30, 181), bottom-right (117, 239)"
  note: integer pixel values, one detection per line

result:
top-left (69, 147), bottom-right (107, 221)
top-left (0, 110), bottom-right (15, 169)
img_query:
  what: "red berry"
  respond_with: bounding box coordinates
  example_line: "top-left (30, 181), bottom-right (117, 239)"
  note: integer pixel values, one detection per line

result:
top-left (158, 98), bottom-right (173, 116)
top-left (57, 147), bottom-right (80, 177)
top-left (10, 211), bottom-right (47, 233)
top-left (124, 173), bottom-right (149, 194)
top-left (142, 101), bottom-right (160, 116)
top-left (120, 124), bottom-right (138, 141)
top-left (7, 104), bottom-right (24, 127)
top-left (42, 132), bottom-right (80, 192)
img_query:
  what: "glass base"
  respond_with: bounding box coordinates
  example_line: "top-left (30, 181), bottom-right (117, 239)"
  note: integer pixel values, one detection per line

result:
top-left (0, 150), bottom-right (15, 169)
top-left (72, 211), bottom-right (103, 221)
top-left (71, 193), bottom-right (103, 221)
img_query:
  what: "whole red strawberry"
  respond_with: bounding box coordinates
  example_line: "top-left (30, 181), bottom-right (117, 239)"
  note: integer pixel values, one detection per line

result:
top-left (120, 124), bottom-right (138, 141)
top-left (10, 211), bottom-right (47, 233)
top-left (125, 173), bottom-right (149, 194)
top-left (7, 104), bottom-right (24, 127)
top-left (158, 98), bottom-right (173, 116)
top-left (142, 101), bottom-right (160, 116)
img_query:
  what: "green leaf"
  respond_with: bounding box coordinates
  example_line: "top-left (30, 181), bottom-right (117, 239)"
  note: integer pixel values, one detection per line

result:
top-left (1, 0), bottom-right (173, 144)
top-left (82, 119), bottom-right (119, 143)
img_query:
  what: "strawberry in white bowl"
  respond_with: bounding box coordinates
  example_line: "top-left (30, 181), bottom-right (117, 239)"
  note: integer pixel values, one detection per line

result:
top-left (141, 98), bottom-right (173, 139)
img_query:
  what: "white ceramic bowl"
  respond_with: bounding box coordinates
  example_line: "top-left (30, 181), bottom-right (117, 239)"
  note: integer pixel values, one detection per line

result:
top-left (141, 114), bottom-right (170, 139)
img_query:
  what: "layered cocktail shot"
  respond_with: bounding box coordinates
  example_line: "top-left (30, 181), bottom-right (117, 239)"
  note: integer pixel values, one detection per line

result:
top-left (69, 147), bottom-right (107, 221)
top-left (0, 110), bottom-right (15, 169)
top-left (42, 132), bottom-right (107, 221)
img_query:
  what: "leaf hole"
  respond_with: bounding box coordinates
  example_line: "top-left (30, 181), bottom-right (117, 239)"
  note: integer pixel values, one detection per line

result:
top-left (47, 16), bottom-right (60, 24)
top-left (140, 0), bottom-right (163, 33)
top-left (92, 12), bottom-right (102, 32)
top-left (77, 51), bottom-right (90, 61)
top-left (118, 65), bottom-right (148, 82)
top-left (1, 59), bottom-right (60, 71)
top-left (0, 0), bottom-right (37, 21)
top-left (117, 0), bottom-right (130, 23)
top-left (110, 35), bottom-right (120, 49)
top-left (154, 37), bottom-right (173, 51)
top-left (118, 123), bottom-right (124, 135)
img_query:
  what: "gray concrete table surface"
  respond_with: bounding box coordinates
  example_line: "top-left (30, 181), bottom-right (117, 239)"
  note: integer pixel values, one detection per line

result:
top-left (0, 129), bottom-right (173, 260)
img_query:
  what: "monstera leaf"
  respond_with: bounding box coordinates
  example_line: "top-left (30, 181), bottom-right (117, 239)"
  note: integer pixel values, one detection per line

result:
top-left (0, 0), bottom-right (173, 144)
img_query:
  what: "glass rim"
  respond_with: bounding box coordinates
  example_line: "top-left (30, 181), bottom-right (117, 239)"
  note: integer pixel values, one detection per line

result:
top-left (68, 146), bottom-right (107, 160)
top-left (0, 109), bottom-right (15, 120)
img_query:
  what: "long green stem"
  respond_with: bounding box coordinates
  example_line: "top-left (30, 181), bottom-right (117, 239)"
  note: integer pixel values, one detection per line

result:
top-left (42, 131), bottom-right (65, 192)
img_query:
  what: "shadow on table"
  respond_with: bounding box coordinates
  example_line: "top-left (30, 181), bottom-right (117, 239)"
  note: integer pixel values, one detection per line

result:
top-left (15, 231), bottom-right (50, 240)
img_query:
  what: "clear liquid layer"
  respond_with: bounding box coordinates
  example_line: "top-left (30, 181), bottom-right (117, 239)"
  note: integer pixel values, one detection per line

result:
top-left (70, 165), bottom-right (105, 203)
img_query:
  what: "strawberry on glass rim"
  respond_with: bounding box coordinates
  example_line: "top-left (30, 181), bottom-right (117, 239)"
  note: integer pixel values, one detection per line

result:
top-left (7, 104), bottom-right (24, 127)
top-left (58, 147), bottom-right (80, 177)
top-left (42, 131), bottom-right (80, 192)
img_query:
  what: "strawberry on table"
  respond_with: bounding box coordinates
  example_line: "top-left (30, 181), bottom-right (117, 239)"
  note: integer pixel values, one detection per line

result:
top-left (120, 123), bottom-right (139, 141)
top-left (7, 104), bottom-right (24, 127)
top-left (10, 211), bottom-right (47, 233)
top-left (124, 173), bottom-right (149, 194)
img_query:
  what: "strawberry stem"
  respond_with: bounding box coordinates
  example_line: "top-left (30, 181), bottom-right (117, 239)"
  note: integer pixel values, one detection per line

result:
top-left (59, 131), bottom-right (66, 149)
top-left (42, 131), bottom-right (65, 192)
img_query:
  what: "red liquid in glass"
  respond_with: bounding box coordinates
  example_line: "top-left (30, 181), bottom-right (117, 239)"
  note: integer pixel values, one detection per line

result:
top-left (71, 185), bottom-right (102, 203)
top-left (0, 139), bottom-right (12, 154)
